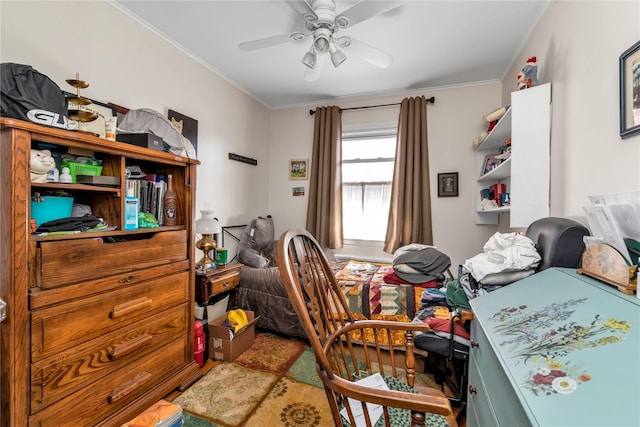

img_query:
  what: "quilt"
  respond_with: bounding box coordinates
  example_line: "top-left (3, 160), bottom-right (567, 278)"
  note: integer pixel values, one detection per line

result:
top-left (331, 259), bottom-right (424, 323)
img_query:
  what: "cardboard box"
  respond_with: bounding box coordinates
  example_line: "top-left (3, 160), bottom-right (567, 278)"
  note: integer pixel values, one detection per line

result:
top-left (116, 132), bottom-right (166, 151)
top-left (208, 310), bottom-right (259, 362)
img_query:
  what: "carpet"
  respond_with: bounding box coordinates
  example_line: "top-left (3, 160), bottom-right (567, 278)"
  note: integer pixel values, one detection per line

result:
top-left (174, 333), bottom-right (332, 426)
top-left (175, 332), bottom-right (444, 427)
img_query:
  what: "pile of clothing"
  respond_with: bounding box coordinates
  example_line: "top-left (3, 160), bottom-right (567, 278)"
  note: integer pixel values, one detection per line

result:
top-left (460, 232), bottom-right (541, 301)
top-left (384, 244), bottom-right (452, 288)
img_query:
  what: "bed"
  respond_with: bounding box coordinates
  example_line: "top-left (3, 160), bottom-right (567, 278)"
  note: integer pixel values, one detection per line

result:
top-left (238, 257), bottom-right (426, 343)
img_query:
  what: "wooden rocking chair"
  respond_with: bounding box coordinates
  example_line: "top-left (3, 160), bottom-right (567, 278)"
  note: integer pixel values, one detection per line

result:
top-left (277, 228), bottom-right (457, 427)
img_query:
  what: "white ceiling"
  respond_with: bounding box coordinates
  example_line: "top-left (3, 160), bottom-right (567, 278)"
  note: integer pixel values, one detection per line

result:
top-left (111, 0), bottom-right (549, 109)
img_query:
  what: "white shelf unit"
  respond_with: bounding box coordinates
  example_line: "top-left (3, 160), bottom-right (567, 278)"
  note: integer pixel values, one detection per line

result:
top-left (475, 83), bottom-right (551, 226)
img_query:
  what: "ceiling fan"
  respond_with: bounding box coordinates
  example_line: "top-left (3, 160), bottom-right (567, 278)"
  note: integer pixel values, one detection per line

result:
top-left (238, 0), bottom-right (399, 81)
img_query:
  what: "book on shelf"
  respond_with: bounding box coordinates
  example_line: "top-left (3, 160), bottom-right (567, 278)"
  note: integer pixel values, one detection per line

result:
top-left (125, 177), bottom-right (167, 224)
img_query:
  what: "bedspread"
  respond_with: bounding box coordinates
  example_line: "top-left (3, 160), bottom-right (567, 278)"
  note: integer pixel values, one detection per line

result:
top-left (331, 259), bottom-right (424, 322)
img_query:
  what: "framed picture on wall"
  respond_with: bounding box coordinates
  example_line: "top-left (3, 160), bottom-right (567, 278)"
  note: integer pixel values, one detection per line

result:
top-left (438, 172), bottom-right (458, 197)
top-left (619, 40), bottom-right (640, 138)
top-left (289, 159), bottom-right (308, 180)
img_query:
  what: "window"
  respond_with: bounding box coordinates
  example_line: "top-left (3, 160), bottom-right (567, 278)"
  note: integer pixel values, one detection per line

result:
top-left (342, 125), bottom-right (397, 241)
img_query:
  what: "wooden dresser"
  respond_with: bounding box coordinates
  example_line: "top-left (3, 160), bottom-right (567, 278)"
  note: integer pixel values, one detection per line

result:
top-left (468, 267), bottom-right (640, 427)
top-left (0, 118), bottom-right (200, 426)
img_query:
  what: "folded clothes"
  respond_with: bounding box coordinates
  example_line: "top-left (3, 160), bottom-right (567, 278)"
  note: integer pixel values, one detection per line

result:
top-left (424, 317), bottom-right (471, 340)
top-left (383, 268), bottom-right (438, 287)
top-left (392, 245), bottom-right (451, 284)
top-left (420, 288), bottom-right (446, 302)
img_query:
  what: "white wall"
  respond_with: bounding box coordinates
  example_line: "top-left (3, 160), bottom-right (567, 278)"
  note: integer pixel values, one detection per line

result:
top-left (269, 83), bottom-right (504, 270)
top-left (500, 0), bottom-right (640, 230)
top-left (0, 0), bottom-right (271, 233)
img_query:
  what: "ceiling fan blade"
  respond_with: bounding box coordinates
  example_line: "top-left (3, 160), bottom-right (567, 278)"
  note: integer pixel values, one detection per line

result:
top-left (337, 1), bottom-right (401, 28)
top-left (284, 0), bottom-right (316, 19)
top-left (304, 54), bottom-right (324, 82)
top-left (239, 32), bottom-right (308, 52)
top-left (338, 36), bottom-right (392, 68)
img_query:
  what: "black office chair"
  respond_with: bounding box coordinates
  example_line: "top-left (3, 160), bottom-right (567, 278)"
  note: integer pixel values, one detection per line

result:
top-left (525, 217), bottom-right (590, 272)
top-left (414, 308), bottom-right (471, 424)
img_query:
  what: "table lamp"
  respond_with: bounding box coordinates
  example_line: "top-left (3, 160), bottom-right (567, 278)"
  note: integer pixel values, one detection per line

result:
top-left (195, 209), bottom-right (221, 270)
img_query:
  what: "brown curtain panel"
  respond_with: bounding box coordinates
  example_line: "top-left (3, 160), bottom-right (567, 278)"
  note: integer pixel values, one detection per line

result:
top-left (384, 96), bottom-right (433, 253)
top-left (306, 106), bottom-right (343, 249)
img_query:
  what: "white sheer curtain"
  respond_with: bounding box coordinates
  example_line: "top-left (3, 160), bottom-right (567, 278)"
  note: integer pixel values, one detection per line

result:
top-left (342, 182), bottom-right (392, 241)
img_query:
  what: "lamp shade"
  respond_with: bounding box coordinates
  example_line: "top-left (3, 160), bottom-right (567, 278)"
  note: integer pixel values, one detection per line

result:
top-left (195, 210), bottom-right (221, 234)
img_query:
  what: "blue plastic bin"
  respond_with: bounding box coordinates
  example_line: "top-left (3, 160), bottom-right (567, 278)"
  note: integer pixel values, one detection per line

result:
top-left (31, 196), bottom-right (74, 227)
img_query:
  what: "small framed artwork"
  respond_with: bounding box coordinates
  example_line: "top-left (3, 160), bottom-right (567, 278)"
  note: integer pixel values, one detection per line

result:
top-left (289, 159), bottom-right (308, 180)
top-left (292, 186), bottom-right (305, 196)
top-left (168, 109), bottom-right (199, 154)
top-left (438, 172), bottom-right (458, 197)
top-left (619, 40), bottom-right (640, 138)
top-left (481, 153), bottom-right (501, 176)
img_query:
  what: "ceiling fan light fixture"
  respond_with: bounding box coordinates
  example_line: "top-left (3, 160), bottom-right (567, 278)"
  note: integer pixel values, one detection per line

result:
top-left (313, 28), bottom-right (332, 54)
top-left (302, 49), bottom-right (316, 69)
top-left (329, 44), bottom-right (346, 67)
top-left (314, 36), bottom-right (329, 54)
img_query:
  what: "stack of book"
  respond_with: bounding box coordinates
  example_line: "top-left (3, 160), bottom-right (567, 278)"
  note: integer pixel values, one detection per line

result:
top-left (125, 174), bottom-right (167, 225)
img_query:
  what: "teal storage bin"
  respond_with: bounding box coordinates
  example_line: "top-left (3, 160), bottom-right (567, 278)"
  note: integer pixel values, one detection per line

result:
top-left (31, 196), bottom-right (74, 227)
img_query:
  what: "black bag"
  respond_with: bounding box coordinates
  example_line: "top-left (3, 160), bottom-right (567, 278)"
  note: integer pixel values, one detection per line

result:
top-left (0, 63), bottom-right (68, 129)
top-left (36, 215), bottom-right (100, 233)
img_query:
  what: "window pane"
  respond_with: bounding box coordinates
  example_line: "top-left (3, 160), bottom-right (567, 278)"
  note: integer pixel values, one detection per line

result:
top-left (342, 137), bottom-right (396, 160)
top-left (341, 132), bottom-right (396, 242)
top-left (342, 161), bottom-right (394, 182)
top-left (342, 183), bottom-right (392, 241)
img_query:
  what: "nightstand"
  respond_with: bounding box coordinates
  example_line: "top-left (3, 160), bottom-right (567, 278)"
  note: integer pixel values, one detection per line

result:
top-left (195, 263), bottom-right (243, 306)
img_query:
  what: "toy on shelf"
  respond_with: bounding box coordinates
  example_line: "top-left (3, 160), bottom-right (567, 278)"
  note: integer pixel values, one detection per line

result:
top-left (30, 149), bottom-right (56, 182)
top-left (472, 105), bottom-right (509, 148)
top-left (517, 56), bottom-right (539, 90)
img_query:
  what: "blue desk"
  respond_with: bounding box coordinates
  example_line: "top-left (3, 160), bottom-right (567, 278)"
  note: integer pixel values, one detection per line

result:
top-left (468, 268), bottom-right (640, 426)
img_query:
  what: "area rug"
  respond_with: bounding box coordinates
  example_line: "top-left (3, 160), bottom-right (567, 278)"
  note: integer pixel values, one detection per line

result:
top-left (176, 332), bottom-right (444, 427)
top-left (175, 333), bottom-right (333, 427)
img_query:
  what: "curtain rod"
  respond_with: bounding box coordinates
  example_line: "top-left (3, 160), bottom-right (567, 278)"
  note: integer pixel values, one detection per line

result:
top-left (308, 96), bottom-right (435, 116)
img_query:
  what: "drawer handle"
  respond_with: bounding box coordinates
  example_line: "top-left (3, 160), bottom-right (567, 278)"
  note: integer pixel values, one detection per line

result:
top-left (119, 275), bottom-right (141, 283)
top-left (108, 334), bottom-right (153, 360)
top-left (108, 371), bottom-right (152, 404)
top-left (468, 385), bottom-right (477, 394)
top-left (110, 297), bottom-right (153, 318)
top-left (471, 340), bottom-right (479, 348)
top-left (222, 280), bottom-right (231, 287)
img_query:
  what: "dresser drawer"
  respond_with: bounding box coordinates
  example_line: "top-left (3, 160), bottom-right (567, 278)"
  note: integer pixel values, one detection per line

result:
top-left (30, 260), bottom-right (189, 309)
top-left (38, 230), bottom-right (187, 289)
top-left (31, 271), bottom-right (189, 361)
top-left (470, 321), bottom-right (531, 427)
top-left (30, 304), bottom-right (188, 412)
top-left (211, 270), bottom-right (240, 295)
top-left (467, 357), bottom-right (498, 427)
top-left (29, 336), bottom-right (189, 427)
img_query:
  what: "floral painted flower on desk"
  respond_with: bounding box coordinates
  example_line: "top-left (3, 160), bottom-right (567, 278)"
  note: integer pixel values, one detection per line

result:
top-left (488, 298), bottom-right (631, 395)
